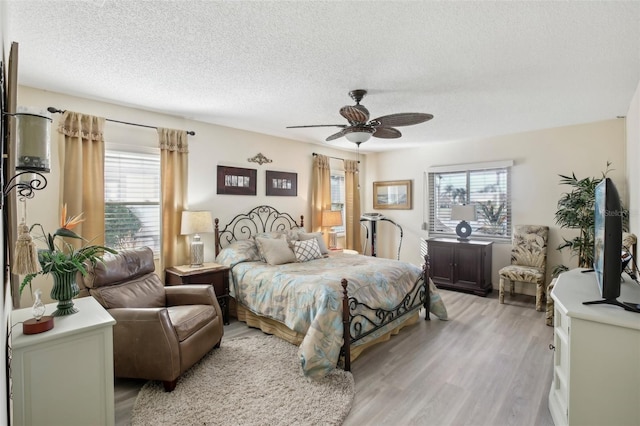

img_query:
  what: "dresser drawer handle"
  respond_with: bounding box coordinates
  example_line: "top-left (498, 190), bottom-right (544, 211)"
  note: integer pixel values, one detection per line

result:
top-left (549, 344), bottom-right (555, 351)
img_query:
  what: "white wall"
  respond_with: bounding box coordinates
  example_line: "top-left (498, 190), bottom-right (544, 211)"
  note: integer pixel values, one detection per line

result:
top-left (16, 85), bottom-right (365, 307)
top-left (366, 119), bottom-right (627, 294)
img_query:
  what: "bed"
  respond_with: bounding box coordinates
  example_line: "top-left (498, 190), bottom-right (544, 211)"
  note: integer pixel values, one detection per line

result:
top-left (214, 205), bottom-right (447, 378)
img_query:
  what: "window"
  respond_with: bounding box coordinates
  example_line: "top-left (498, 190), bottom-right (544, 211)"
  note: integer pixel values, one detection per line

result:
top-left (429, 162), bottom-right (511, 240)
top-left (104, 150), bottom-right (161, 254)
top-left (330, 171), bottom-right (345, 234)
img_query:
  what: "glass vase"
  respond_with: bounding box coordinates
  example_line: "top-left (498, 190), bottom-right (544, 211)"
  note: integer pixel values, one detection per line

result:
top-left (50, 270), bottom-right (80, 316)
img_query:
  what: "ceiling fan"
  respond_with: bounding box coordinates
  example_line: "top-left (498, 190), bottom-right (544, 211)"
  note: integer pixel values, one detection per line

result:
top-left (287, 89), bottom-right (434, 144)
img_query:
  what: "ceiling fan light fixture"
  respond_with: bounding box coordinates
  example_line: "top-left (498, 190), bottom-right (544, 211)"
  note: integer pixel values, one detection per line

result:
top-left (344, 127), bottom-right (375, 143)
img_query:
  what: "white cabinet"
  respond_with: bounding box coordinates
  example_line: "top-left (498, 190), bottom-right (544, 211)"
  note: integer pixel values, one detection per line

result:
top-left (549, 269), bottom-right (640, 426)
top-left (11, 296), bottom-right (116, 426)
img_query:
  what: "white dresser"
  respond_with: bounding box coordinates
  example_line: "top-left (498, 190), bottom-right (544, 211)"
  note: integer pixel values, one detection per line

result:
top-left (11, 296), bottom-right (116, 426)
top-left (549, 268), bottom-right (640, 426)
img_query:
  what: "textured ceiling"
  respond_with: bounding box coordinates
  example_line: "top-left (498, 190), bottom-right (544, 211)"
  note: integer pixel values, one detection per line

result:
top-left (4, 1), bottom-right (640, 152)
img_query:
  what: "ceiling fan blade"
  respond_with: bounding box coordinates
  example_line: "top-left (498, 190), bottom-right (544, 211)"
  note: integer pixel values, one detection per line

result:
top-left (372, 113), bottom-right (434, 127)
top-left (340, 105), bottom-right (369, 124)
top-left (286, 124), bottom-right (347, 129)
top-left (372, 127), bottom-right (402, 139)
top-left (326, 129), bottom-right (348, 141)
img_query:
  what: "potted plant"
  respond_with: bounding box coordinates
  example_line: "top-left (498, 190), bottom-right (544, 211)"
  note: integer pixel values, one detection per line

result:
top-left (19, 205), bottom-right (116, 316)
top-left (553, 162), bottom-right (626, 276)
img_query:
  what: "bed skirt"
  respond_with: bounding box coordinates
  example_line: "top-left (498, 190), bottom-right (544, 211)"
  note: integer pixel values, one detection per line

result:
top-left (231, 298), bottom-right (419, 363)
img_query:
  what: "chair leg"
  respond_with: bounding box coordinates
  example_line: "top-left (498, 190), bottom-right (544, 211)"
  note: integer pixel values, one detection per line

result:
top-left (499, 277), bottom-right (505, 304)
top-left (510, 280), bottom-right (515, 296)
top-left (163, 379), bottom-right (177, 392)
top-left (535, 282), bottom-right (544, 312)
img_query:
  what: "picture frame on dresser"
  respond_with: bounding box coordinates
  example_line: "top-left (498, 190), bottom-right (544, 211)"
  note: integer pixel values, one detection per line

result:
top-left (266, 170), bottom-right (297, 196)
top-left (217, 165), bottom-right (257, 195)
top-left (373, 180), bottom-right (412, 209)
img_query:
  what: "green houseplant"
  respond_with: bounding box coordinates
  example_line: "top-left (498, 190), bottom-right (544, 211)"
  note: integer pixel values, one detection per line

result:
top-left (20, 205), bottom-right (116, 315)
top-left (553, 162), bottom-right (626, 276)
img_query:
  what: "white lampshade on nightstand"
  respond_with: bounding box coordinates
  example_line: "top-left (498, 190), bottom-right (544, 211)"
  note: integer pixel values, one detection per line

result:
top-left (180, 211), bottom-right (214, 267)
top-left (451, 204), bottom-right (477, 241)
top-left (322, 210), bottom-right (343, 249)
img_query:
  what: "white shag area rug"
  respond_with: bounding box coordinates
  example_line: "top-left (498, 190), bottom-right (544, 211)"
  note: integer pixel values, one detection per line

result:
top-left (131, 335), bottom-right (355, 425)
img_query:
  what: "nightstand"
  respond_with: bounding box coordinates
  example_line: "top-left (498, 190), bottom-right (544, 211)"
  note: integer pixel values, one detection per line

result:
top-left (165, 263), bottom-right (230, 325)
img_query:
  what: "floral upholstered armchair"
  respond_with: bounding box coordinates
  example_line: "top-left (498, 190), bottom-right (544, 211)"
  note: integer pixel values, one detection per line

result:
top-left (499, 225), bottom-right (549, 311)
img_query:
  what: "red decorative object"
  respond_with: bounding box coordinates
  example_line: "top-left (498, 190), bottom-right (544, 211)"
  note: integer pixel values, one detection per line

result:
top-left (23, 316), bottom-right (54, 335)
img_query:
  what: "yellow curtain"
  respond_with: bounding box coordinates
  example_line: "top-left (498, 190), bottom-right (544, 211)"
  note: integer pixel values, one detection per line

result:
top-left (158, 128), bottom-right (189, 274)
top-left (57, 111), bottom-right (106, 247)
top-left (344, 159), bottom-right (362, 252)
top-left (311, 154), bottom-right (332, 235)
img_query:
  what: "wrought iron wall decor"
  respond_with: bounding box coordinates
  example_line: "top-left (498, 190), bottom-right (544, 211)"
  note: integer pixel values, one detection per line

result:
top-left (247, 152), bottom-right (272, 165)
top-left (216, 165), bottom-right (257, 195)
top-left (1, 67), bottom-right (51, 209)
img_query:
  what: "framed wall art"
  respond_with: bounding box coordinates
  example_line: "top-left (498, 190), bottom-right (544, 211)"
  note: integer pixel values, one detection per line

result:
top-left (217, 165), bottom-right (257, 195)
top-left (266, 170), bottom-right (297, 196)
top-left (373, 180), bottom-right (412, 210)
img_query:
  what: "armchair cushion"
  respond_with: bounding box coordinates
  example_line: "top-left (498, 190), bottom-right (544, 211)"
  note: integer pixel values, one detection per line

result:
top-left (498, 264), bottom-right (545, 285)
top-left (167, 305), bottom-right (217, 342)
top-left (83, 246), bottom-right (156, 288)
top-left (90, 273), bottom-right (166, 309)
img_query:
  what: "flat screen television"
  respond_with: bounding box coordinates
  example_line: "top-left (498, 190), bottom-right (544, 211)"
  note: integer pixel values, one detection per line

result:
top-left (584, 177), bottom-right (639, 312)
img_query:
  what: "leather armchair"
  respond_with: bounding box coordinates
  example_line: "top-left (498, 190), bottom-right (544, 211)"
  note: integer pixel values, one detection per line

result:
top-left (77, 247), bottom-right (224, 391)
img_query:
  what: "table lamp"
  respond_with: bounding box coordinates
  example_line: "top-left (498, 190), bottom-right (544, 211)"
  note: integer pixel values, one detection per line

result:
top-left (322, 210), bottom-right (343, 249)
top-left (180, 210), bottom-right (214, 267)
top-left (451, 204), bottom-right (476, 241)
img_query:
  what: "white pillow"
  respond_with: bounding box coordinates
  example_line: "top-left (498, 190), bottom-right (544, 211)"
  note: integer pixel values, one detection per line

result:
top-left (298, 232), bottom-right (329, 255)
top-left (255, 235), bottom-right (297, 265)
top-left (292, 238), bottom-right (323, 262)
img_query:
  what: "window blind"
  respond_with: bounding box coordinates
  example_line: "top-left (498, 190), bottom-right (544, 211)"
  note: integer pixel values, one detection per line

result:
top-left (428, 164), bottom-right (511, 240)
top-left (104, 150), bottom-right (161, 253)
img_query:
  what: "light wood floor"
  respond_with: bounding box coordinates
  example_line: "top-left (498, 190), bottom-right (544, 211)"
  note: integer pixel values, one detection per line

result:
top-left (115, 289), bottom-right (555, 426)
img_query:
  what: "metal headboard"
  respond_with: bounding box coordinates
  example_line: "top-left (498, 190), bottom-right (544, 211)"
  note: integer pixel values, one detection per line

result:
top-left (214, 205), bottom-right (304, 256)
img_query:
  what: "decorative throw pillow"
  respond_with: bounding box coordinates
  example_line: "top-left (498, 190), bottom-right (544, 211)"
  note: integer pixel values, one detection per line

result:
top-left (298, 232), bottom-right (329, 255)
top-left (255, 235), bottom-right (297, 265)
top-left (428, 279), bottom-right (448, 320)
top-left (215, 239), bottom-right (260, 266)
top-left (284, 227), bottom-right (306, 242)
top-left (292, 238), bottom-right (323, 262)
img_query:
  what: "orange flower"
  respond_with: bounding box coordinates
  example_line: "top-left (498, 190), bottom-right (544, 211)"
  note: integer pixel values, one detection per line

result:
top-left (60, 204), bottom-right (84, 230)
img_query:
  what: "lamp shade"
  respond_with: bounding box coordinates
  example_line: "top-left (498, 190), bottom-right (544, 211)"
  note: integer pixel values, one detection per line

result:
top-left (322, 210), bottom-right (343, 227)
top-left (180, 211), bottom-right (214, 235)
top-left (451, 204), bottom-right (477, 222)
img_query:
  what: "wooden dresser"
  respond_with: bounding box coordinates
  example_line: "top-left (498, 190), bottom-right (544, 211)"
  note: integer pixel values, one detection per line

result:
top-left (426, 237), bottom-right (493, 296)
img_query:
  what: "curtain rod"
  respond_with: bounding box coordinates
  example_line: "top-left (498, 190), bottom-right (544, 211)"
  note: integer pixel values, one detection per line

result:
top-left (47, 107), bottom-right (196, 136)
top-left (312, 152), bottom-right (359, 163)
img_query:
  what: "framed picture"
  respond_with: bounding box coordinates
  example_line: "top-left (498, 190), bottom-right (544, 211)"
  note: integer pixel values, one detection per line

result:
top-left (217, 166), bottom-right (257, 195)
top-left (266, 170), bottom-right (297, 196)
top-left (373, 180), bottom-right (412, 210)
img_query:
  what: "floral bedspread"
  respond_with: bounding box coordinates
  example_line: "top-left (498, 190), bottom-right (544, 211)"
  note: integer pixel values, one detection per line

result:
top-left (220, 252), bottom-right (431, 378)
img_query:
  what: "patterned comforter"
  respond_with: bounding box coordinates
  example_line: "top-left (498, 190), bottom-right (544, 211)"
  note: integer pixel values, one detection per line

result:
top-left (219, 250), bottom-right (430, 378)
